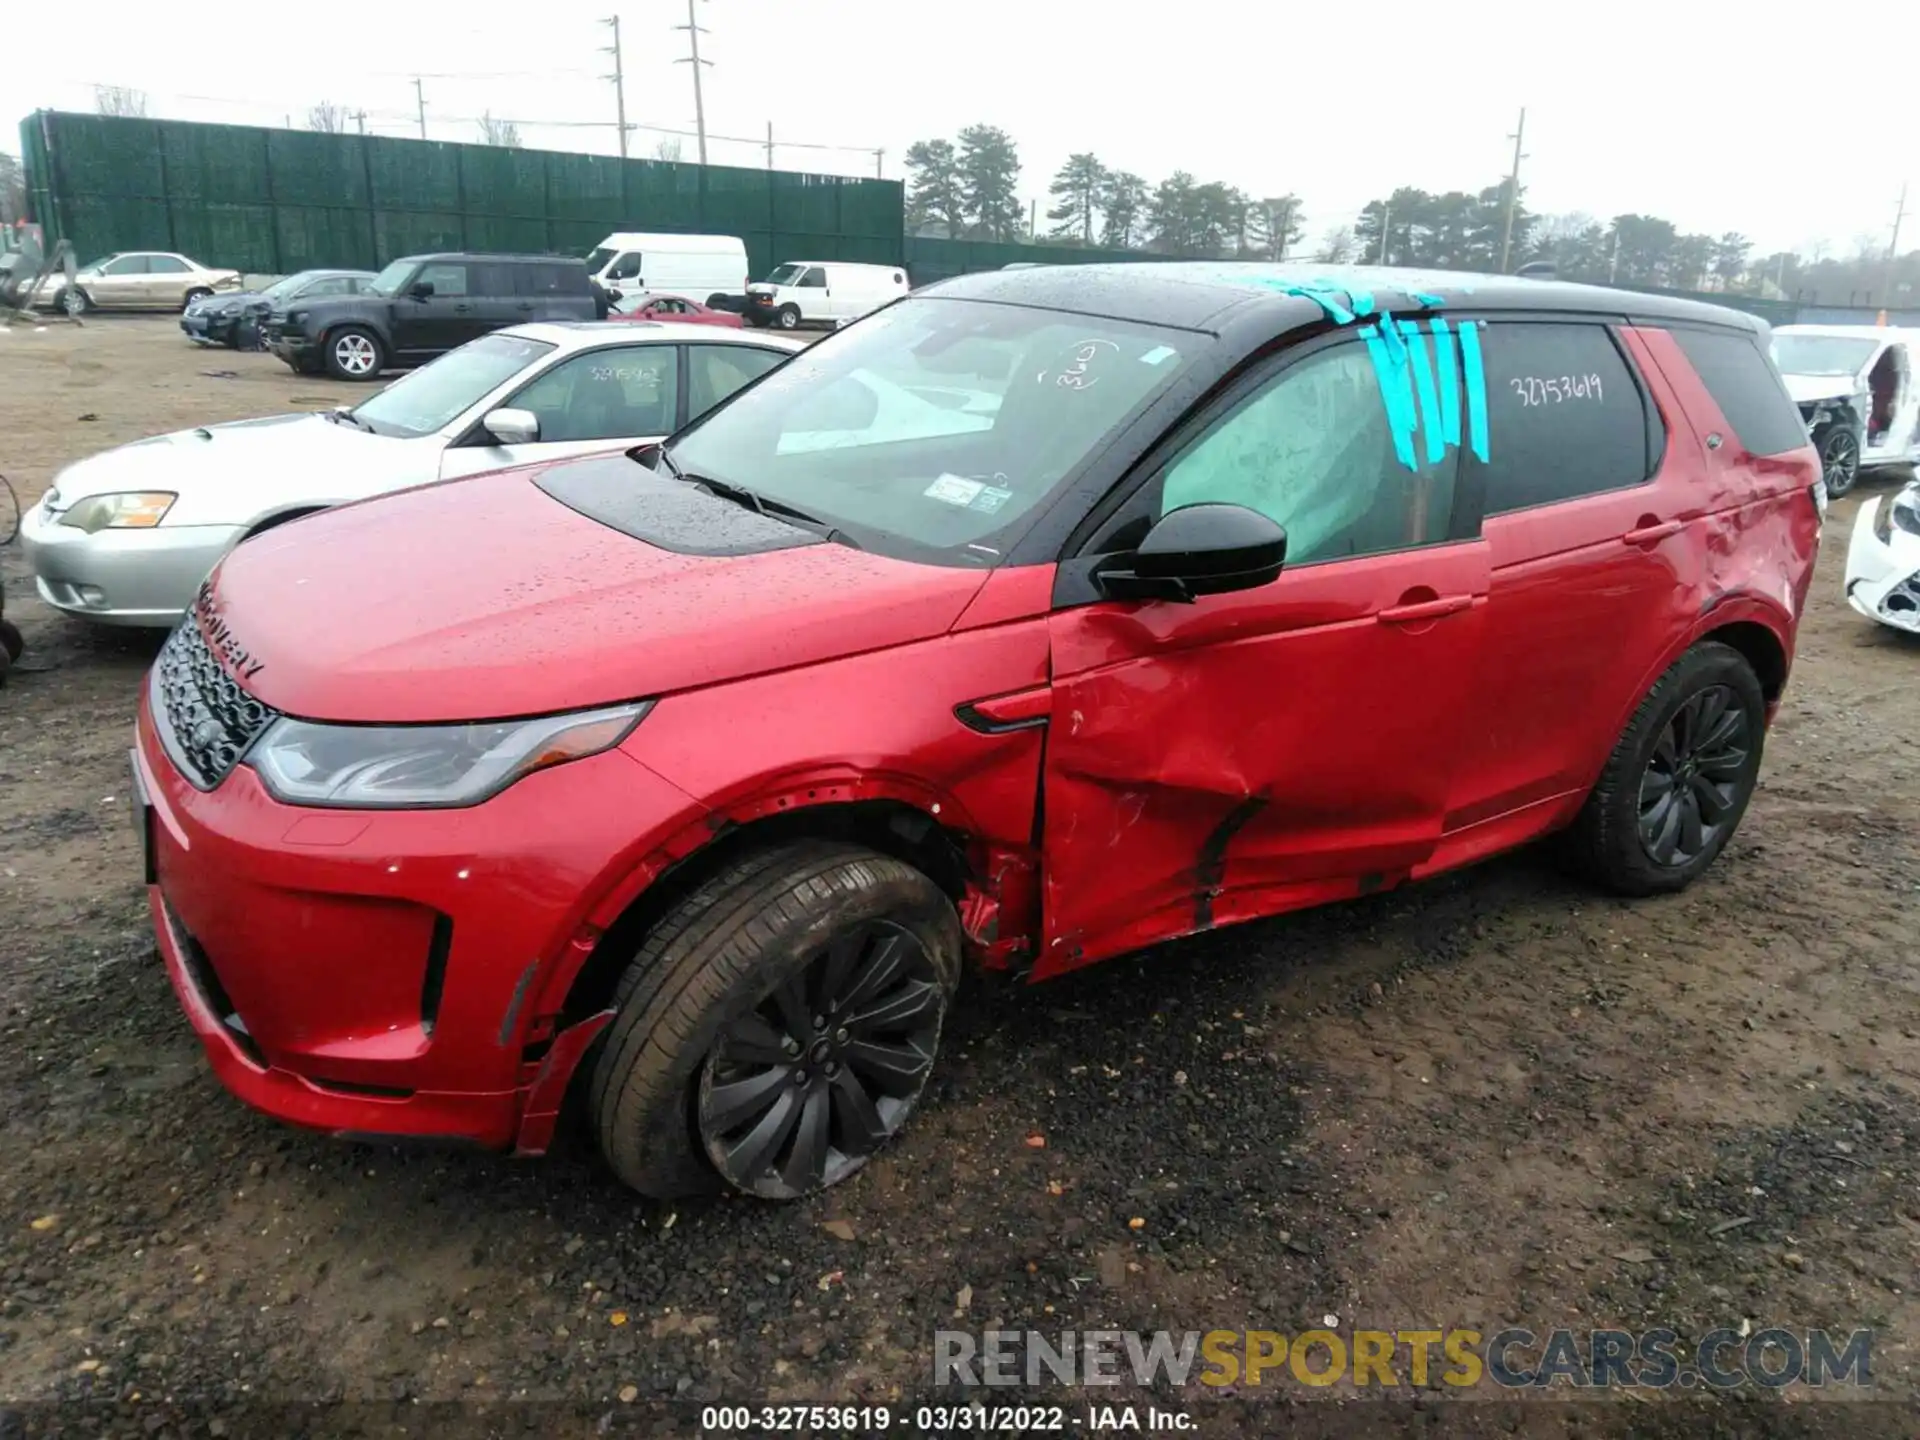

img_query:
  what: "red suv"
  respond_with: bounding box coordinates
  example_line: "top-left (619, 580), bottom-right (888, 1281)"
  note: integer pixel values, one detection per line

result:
top-left (131, 266), bottom-right (1821, 1201)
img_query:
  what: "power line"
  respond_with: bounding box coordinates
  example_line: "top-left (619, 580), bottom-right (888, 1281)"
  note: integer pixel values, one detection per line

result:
top-left (674, 0), bottom-right (713, 166)
top-left (600, 16), bottom-right (630, 160)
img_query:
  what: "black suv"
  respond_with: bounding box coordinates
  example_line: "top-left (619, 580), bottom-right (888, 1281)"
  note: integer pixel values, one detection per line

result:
top-left (265, 253), bottom-right (601, 380)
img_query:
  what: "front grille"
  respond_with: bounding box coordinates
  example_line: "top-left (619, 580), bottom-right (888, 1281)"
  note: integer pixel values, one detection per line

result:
top-left (153, 610), bottom-right (279, 789)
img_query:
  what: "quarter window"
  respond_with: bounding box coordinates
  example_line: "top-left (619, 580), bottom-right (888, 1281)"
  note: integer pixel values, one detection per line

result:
top-left (1668, 325), bottom-right (1811, 458)
top-left (102, 255), bottom-right (149, 275)
top-left (1475, 321), bottom-right (1650, 513)
top-left (1148, 340), bottom-right (1460, 566)
top-left (688, 344), bottom-right (787, 420)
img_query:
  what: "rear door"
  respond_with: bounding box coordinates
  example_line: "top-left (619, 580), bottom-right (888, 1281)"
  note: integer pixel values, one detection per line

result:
top-left (438, 341), bottom-right (682, 480)
top-left (513, 261), bottom-right (590, 324)
top-left (1436, 315), bottom-right (1691, 839)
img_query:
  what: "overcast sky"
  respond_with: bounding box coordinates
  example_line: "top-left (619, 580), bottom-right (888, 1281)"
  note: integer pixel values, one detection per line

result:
top-left (4, 0), bottom-right (1913, 260)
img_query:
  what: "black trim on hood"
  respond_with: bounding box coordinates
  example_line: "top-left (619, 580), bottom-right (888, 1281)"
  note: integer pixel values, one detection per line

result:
top-left (531, 453), bottom-right (821, 558)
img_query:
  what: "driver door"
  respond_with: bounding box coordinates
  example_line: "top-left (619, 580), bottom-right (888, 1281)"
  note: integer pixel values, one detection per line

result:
top-left (1038, 333), bottom-right (1490, 975)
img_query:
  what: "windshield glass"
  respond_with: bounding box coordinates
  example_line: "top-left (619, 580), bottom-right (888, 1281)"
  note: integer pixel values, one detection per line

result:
top-left (364, 259), bottom-right (416, 298)
top-left (586, 246), bottom-right (617, 272)
top-left (260, 272), bottom-right (314, 303)
top-left (665, 297), bottom-right (1194, 565)
top-left (80, 255), bottom-right (114, 272)
top-left (350, 333), bottom-right (556, 438)
top-left (763, 263), bottom-right (805, 286)
top-left (1771, 335), bottom-right (1878, 377)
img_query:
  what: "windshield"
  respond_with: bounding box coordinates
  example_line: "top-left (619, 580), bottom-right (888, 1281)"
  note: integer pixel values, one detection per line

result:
top-left (80, 254), bottom-right (115, 272)
top-left (763, 263), bottom-right (805, 286)
top-left (665, 297), bottom-right (1194, 565)
top-left (1771, 335), bottom-right (1878, 378)
top-left (260, 272), bottom-right (315, 303)
top-left (586, 246), bottom-right (617, 272)
top-left (364, 259), bottom-right (416, 298)
top-left (350, 333), bottom-right (556, 438)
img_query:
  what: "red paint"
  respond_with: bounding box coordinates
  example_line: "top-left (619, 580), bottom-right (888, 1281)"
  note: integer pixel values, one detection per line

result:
top-left (608, 298), bottom-right (743, 328)
top-left (138, 311), bottom-right (1819, 1157)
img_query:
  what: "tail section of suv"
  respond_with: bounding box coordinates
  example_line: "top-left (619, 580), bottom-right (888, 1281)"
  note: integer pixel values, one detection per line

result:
top-left (135, 265), bottom-right (1819, 1201)
top-left (265, 253), bottom-right (599, 380)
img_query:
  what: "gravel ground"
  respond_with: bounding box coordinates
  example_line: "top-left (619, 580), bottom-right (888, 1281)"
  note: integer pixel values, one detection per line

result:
top-left (1, 318), bottom-right (1918, 1437)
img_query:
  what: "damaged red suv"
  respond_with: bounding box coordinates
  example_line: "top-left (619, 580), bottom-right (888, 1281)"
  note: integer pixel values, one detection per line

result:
top-left (133, 265), bottom-right (1821, 1200)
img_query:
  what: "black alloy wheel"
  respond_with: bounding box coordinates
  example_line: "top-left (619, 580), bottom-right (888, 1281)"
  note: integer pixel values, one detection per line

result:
top-left (697, 918), bottom-right (945, 1200)
top-left (1637, 683), bottom-right (1751, 867)
top-left (1819, 424), bottom-right (1860, 499)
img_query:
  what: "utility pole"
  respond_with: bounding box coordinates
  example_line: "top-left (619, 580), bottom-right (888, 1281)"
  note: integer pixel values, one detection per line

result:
top-left (353, 109), bottom-right (367, 135)
top-left (412, 78), bottom-right (427, 139)
top-left (1608, 226), bottom-right (1620, 283)
top-left (674, 0), bottom-right (711, 166)
top-left (1378, 202), bottom-right (1390, 264)
top-left (1882, 182), bottom-right (1909, 306)
top-left (874, 149), bottom-right (884, 179)
top-left (601, 16), bottom-right (630, 159)
top-left (765, 122), bottom-right (773, 170)
top-left (1498, 106), bottom-right (1527, 273)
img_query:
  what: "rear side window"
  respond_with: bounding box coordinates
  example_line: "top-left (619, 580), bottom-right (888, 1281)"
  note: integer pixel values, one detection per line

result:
top-left (1665, 326), bottom-right (1809, 457)
top-left (1476, 321), bottom-right (1650, 514)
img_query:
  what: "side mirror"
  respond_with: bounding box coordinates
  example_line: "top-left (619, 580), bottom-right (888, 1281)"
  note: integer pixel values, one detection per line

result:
top-left (482, 407), bottom-right (540, 445)
top-left (631, 441), bottom-right (663, 469)
top-left (408, 280), bottom-right (435, 300)
top-left (1095, 503), bottom-right (1288, 604)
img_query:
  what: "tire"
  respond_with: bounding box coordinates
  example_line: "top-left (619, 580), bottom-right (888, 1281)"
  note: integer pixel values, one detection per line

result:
top-left (1561, 641), bottom-right (1767, 896)
top-left (0, 620), bottom-right (21, 664)
top-left (776, 304), bottom-right (800, 330)
top-left (58, 287), bottom-right (90, 317)
top-left (1814, 421), bottom-right (1860, 499)
top-left (589, 841), bottom-right (962, 1201)
top-left (324, 326), bottom-right (384, 381)
top-left (181, 287), bottom-right (212, 312)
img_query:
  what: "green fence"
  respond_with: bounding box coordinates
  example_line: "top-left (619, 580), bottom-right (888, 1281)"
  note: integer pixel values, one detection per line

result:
top-left (902, 235), bottom-right (1171, 285)
top-left (19, 110), bottom-right (905, 284)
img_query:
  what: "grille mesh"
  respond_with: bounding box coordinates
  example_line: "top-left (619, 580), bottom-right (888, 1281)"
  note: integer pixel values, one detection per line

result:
top-left (153, 608), bottom-right (279, 789)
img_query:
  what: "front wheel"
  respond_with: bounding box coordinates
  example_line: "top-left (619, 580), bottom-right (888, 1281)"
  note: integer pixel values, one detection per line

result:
top-left (181, 287), bottom-right (212, 312)
top-left (1814, 421), bottom-right (1861, 499)
top-left (776, 303), bottom-right (800, 330)
top-left (324, 326), bottom-right (384, 381)
top-left (1561, 641), bottom-right (1766, 896)
top-left (589, 842), bottom-right (961, 1201)
top-left (59, 287), bottom-right (90, 317)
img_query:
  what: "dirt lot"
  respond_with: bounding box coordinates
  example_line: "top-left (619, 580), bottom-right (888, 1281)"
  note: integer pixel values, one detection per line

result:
top-left (2, 319), bottom-right (1918, 1436)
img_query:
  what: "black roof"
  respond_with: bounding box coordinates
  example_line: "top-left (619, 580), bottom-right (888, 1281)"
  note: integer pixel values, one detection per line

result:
top-left (922, 262), bottom-right (1766, 337)
top-left (395, 252), bottom-right (588, 266)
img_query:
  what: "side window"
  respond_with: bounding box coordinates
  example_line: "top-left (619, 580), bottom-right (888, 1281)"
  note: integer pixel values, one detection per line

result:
top-left (416, 263), bottom-right (469, 297)
top-left (799, 267), bottom-right (827, 289)
top-left (516, 263), bottom-right (576, 297)
top-left (148, 256), bottom-right (191, 274)
top-left (1666, 326), bottom-right (1810, 457)
top-left (301, 277), bottom-right (348, 298)
top-left (103, 255), bottom-right (149, 275)
top-left (607, 252), bottom-right (644, 282)
top-left (470, 264), bottom-right (518, 297)
top-left (688, 344), bottom-right (787, 420)
top-left (1475, 321), bottom-right (1650, 514)
top-left (1150, 341), bottom-right (1460, 567)
top-left (506, 345), bottom-right (679, 442)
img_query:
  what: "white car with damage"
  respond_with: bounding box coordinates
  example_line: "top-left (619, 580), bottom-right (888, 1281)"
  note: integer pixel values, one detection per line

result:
top-left (1771, 324), bottom-right (1920, 498)
top-left (1845, 479), bottom-right (1920, 634)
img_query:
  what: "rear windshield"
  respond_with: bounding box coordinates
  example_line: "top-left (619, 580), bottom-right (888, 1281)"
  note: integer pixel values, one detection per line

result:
top-left (664, 296), bottom-right (1195, 566)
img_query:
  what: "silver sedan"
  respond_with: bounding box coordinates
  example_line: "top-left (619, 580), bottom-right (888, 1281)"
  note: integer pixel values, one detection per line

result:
top-left (21, 322), bottom-right (803, 627)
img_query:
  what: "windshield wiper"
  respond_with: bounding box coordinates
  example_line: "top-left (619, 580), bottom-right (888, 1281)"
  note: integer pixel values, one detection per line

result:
top-left (654, 445), bottom-right (854, 544)
top-left (324, 409), bottom-right (374, 432)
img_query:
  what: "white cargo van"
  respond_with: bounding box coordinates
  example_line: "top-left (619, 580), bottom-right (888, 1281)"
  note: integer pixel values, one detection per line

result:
top-left (584, 233), bottom-right (749, 309)
top-left (744, 261), bottom-right (910, 330)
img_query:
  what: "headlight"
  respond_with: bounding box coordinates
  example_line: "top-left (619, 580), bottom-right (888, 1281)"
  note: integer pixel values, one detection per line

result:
top-left (247, 701), bottom-right (651, 809)
top-left (57, 492), bottom-right (176, 532)
top-left (285, 310), bottom-right (307, 326)
top-left (1873, 498), bottom-right (1893, 545)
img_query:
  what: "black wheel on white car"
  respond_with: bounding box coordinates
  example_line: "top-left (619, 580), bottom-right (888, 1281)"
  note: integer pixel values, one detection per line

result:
top-left (1814, 422), bottom-right (1860, 499)
top-left (776, 304), bottom-right (801, 330)
top-left (1561, 641), bottom-right (1766, 897)
top-left (588, 842), bottom-right (961, 1201)
top-left (324, 327), bottom-right (384, 381)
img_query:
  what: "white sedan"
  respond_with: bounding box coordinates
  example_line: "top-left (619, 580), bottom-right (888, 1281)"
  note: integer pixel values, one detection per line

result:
top-left (21, 322), bottom-right (803, 627)
top-left (1844, 480), bottom-right (1920, 633)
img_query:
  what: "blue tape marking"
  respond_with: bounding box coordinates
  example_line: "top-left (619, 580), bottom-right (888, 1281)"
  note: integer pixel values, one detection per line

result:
top-left (1364, 320), bottom-right (1418, 470)
top-left (1431, 318), bottom-right (1461, 447)
top-left (1397, 319), bottom-right (1445, 465)
top-left (1460, 320), bottom-right (1490, 462)
top-left (1249, 277), bottom-right (1356, 325)
top-left (1410, 291), bottom-right (1444, 308)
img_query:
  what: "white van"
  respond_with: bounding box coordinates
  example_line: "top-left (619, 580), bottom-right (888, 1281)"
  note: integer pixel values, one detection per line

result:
top-left (744, 261), bottom-right (910, 330)
top-left (584, 233), bottom-right (749, 309)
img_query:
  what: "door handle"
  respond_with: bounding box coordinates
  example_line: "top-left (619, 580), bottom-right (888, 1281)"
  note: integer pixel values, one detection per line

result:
top-left (453, 303), bottom-right (474, 313)
top-left (1378, 594), bottom-right (1472, 624)
top-left (1622, 518), bottom-right (1682, 545)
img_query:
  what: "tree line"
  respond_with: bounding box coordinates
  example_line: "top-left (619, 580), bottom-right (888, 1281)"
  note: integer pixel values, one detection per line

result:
top-left (904, 126), bottom-right (1917, 308)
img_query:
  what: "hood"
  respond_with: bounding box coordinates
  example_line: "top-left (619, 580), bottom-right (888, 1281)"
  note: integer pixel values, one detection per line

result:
top-left (48, 413), bottom-right (432, 523)
top-left (204, 458), bottom-right (992, 723)
top-left (1781, 372), bottom-right (1857, 405)
top-left (193, 290), bottom-right (266, 313)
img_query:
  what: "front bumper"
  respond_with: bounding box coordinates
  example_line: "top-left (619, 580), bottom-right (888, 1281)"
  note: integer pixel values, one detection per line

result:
top-left (1842, 498), bottom-right (1920, 633)
top-left (265, 324), bottom-right (318, 367)
top-left (134, 684), bottom-right (701, 1151)
top-left (180, 310), bottom-right (236, 344)
top-left (20, 498), bottom-right (241, 627)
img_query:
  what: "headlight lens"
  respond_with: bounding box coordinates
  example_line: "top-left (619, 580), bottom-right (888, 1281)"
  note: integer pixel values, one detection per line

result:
top-left (247, 701), bottom-right (651, 809)
top-left (1873, 497), bottom-right (1894, 545)
top-left (58, 492), bottom-right (176, 532)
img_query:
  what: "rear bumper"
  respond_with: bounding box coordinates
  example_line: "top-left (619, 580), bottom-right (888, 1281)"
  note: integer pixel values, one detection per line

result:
top-left (134, 689), bottom-right (704, 1152)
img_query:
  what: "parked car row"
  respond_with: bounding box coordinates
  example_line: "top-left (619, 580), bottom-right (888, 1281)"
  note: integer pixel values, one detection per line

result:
top-left (24, 262), bottom-right (1835, 1208)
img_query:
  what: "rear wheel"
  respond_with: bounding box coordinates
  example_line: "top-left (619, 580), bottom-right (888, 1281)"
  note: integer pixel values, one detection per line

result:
top-left (1814, 421), bottom-right (1860, 499)
top-left (589, 842), bottom-right (961, 1200)
top-left (324, 327), bottom-right (384, 381)
top-left (1561, 641), bottom-right (1766, 896)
